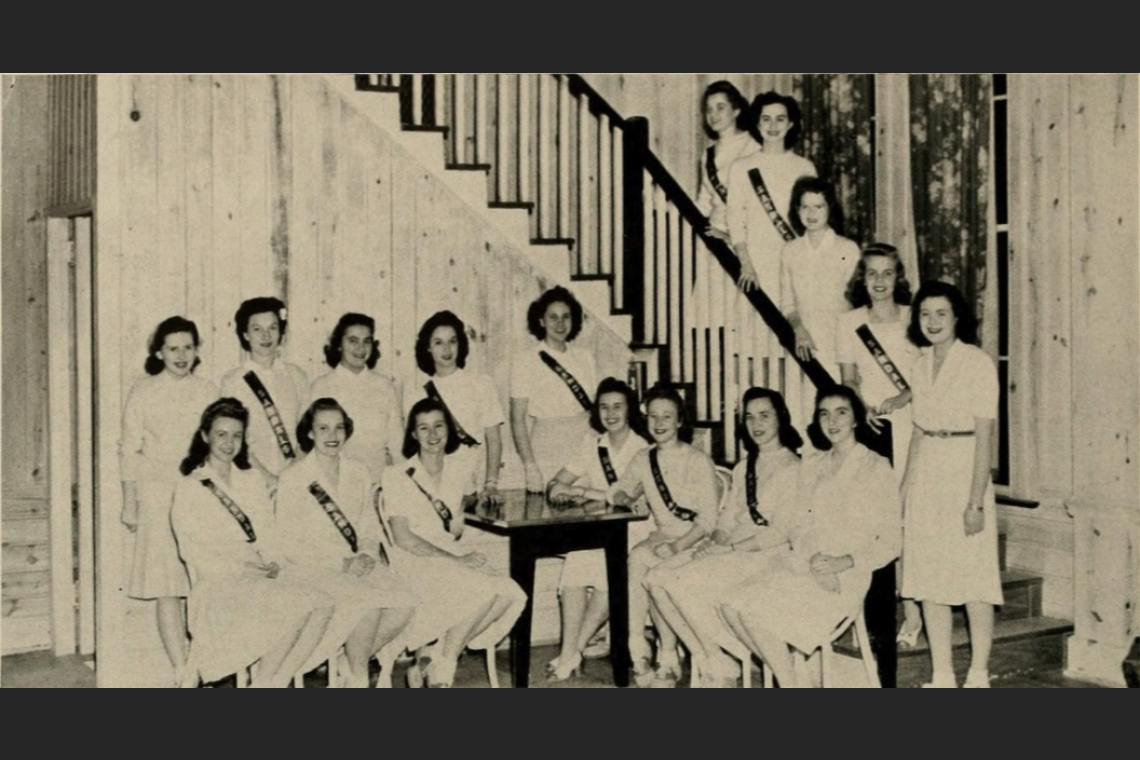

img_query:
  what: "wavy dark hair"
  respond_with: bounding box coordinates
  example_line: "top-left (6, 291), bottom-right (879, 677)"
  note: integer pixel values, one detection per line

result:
top-left (526, 285), bottom-right (584, 342)
top-left (908, 280), bottom-right (978, 347)
top-left (702, 80), bottom-right (751, 140)
top-left (324, 313), bottom-right (380, 369)
top-left (145, 316), bottom-right (202, 376)
top-left (737, 387), bottom-right (804, 455)
top-left (296, 398), bottom-right (356, 454)
top-left (415, 310), bottom-right (471, 375)
top-left (805, 384), bottom-right (880, 452)
top-left (642, 383), bottom-right (693, 444)
top-left (788, 176), bottom-right (846, 238)
top-left (588, 377), bottom-right (647, 438)
top-left (748, 91), bottom-right (803, 149)
top-left (402, 396), bottom-right (462, 459)
top-left (180, 397), bottom-right (251, 475)
top-left (845, 243), bottom-right (913, 309)
top-left (235, 296), bottom-right (288, 352)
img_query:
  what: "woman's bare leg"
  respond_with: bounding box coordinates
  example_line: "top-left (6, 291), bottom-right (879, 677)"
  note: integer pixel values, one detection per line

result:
top-left (156, 596), bottom-right (188, 672)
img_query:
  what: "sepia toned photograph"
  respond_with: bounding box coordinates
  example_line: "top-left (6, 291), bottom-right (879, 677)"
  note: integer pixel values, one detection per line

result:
top-left (1, 73), bottom-right (1137, 688)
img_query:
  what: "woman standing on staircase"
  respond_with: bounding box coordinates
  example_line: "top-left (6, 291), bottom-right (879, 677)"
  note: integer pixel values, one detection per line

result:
top-left (119, 315), bottom-right (219, 685)
top-left (510, 286), bottom-right (597, 493)
top-left (695, 81), bottom-right (759, 244)
top-left (900, 281), bottom-right (1003, 688)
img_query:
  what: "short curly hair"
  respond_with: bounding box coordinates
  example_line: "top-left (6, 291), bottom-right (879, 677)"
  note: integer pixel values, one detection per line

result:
top-left (415, 310), bottom-right (471, 375)
top-left (702, 80), bottom-right (752, 140)
top-left (788, 176), bottom-right (845, 238)
top-left (402, 396), bottom-right (463, 459)
top-left (908, 280), bottom-right (978, 347)
top-left (748, 91), bottom-right (803, 149)
top-left (642, 383), bottom-right (694, 445)
top-left (737, 387), bottom-right (804, 455)
top-left (845, 243), bottom-right (913, 309)
top-left (145, 316), bottom-right (202, 376)
top-left (324, 313), bottom-right (381, 369)
top-left (296, 398), bottom-right (355, 454)
top-left (526, 286), bottom-right (584, 342)
top-left (234, 297), bottom-right (288, 352)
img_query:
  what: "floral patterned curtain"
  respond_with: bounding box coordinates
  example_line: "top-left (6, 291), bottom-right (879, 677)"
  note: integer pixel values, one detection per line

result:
top-left (909, 74), bottom-right (991, 326)
top-left (795, 74), bottom-right (876, 247)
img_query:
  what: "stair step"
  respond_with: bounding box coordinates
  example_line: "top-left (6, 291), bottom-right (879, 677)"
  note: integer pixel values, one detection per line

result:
top-left (890, 569), bottom-right (1043, 627)
top-left (531, 238), bottom-right (576, 248)
top-left (404, 124), bottom-right (449, 135)
top-left (837, 615), bottom-right (1073, 660)
top-left (446, 163), bottom-right (492, 172)
top-left (488, 201), bottom-right (534, 211)
top-left (572, 274), bottom-right (614, 283)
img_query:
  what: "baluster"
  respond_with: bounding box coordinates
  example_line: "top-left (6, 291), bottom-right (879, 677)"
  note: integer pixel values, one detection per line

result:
top-left (653, 184), bottom-right (667, 348)
top-left (612, 124), bottom-right (624, 309)
top-left (723, 253), bottom-right (739, 460)
top-left (677, 217), bottom-right (690, 385)
top-left (558, 75), bottom-right (571, 240)
top-left (621, 118), bottom-right (647, 342)
top-left (411, 74), bottom-right (424, 127)
top-left (599, 114), bottom-right (613, 277)
top-left (398, 75), bottom-right (413, 126)
top-left (538, 75), bottom-right (552, 237)
top-left (475, 73), bottom-right (488, 164)
top-left (667, 202), bottom-right (683, 383)
top-left (496, 74), bottom-right (508, 201)
top-left (577, 94), bottom-right (593, 274)
top-left (454, 74), bottom-right (467, 164)
top-left (435, 74), bottom-right (447, 130)
top-left (519, 74), bottom-right (531, 204)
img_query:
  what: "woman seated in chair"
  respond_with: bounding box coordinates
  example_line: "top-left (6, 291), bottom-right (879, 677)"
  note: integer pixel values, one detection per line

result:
top-left (545, 377), bottom-right (651, 681)
top-left (609, 385), bottom-right (721, 688)
top-left (274, 398), bottom-right (418, 688)
top-left (719, 385), bottom-right (900, 688)
top-left (171, 398), bottom-right (336, 688)
top-left (645, 387), bottom-right (803, 688)
top-left (381, 397), bottom-right (527, 688)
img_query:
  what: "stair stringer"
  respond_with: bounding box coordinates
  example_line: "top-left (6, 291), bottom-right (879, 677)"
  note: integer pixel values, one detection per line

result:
top-left (324, 75), bottom-right (631, 346)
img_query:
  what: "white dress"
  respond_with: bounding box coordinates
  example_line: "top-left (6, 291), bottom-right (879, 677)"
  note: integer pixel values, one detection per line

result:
top-left (220, 358), bottom-right (310, 477)
top-left (509, 343), bottom-right (597, 481)
top-left (780, 228), bottom-right (861, 381)
top-left (723, 444), bottom-right (901, 653)
top-left (901, 340), bottom-right (1003, 606)
top-left (835, 306), bottom-right (921, 481)
top-left (119, 371), bottom-right (219, 599)
top-left (171, 464), bottom-right (333, 684)
top-left (647, 446), bottom-right (801, 658)
top-left (381, 455), bottom-right (527, 651)
top-left (725, 151), bottom-right (817, 359)
top-left (310, 364), bottom-right (405, 481)
top-left (696, 131), bottom-right (762, 235)
top-left (610, 443), bottom-right (721, 549)
top-left (406, 368), bottom-right (506, 486)
top-left (558, 430), bottom-right (652, 590)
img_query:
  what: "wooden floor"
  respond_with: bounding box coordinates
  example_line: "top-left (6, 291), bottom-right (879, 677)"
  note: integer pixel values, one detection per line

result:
top-left (1, 635), bottom-right (1108, 688)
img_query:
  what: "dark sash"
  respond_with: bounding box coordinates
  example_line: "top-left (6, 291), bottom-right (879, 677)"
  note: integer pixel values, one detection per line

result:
top-left (747, 168), bottom-right (797, 242)
top-left (598, 446), bottom-right (619, 486)
top-left (744, 450), bottom-right (769, 527)
top-left (424, 381), bottom-right (479, 448)
top-left (200, 478), bottom-right (257, 543)
top-left (706, 146), bottom-right (728, 203)
top-left (308, 481), bottom-right (359, 554)
top-left (369, 487), bottom-right (392, 566)
top-left (855, 324), bottom-right (912, 393)
top-left (406, 467), bottom-right (454, 534)
top-left (538, 350), bottom-right (592, 412)
top-left (242, 370), bottom-right (296, 460)
top-left (648, 448), bottom-right (698, 523)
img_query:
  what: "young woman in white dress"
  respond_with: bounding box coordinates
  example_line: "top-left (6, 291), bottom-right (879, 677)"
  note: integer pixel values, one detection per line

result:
top-left (409, 310), bottom-right (506, 506)
top-left (696, 80), bottom-right (759, 243)
top-left (781, 176), bottom-right (860, 386)
top-left (171, 398), bottom-right (335, 688)
top-left (719, 385), bottom-right (901, 688)
top-left (309, 313), bottom-right (404, 483)
top-left (609, 385), bottom-right (720, 688)
top-left (119, 316), bottom-right (219, 683)
top-left (645, 387), bottom-right (803, 687)
top-left (545, 378), bottom-right (651, 681)
top-left (381, 397), bottom-right (527, 688)
top-left (274, 398), bottom-right (418, 688)
top-left (900, 281), bottom-right (1003, 688)
top-left (220, 297), bottom-right (309, 490)
top-left (836, 243), bottom-right (924, 648)
top-left (725, 91), bottom-right (817, 365)
top-left (510, 286), bottom-right (597, 493)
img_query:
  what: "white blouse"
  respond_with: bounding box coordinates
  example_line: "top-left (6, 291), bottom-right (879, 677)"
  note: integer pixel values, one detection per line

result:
top-left (119, 371), bottom-right (219, 483)
top-left (310, 364), bottom-right (405, 478)
top-left (220, 358), bottom-right (310, 477)
top-left (780, 229), bottom-right (860, 358)
top-left (835, 307), bottom-right (921, 409)
top-left (509, 343), bottom-right (597, 420)
top-left (696, 131), bottom-right (761, 233)
top-left (563, 430), bottom-right (651, 488)
top-left (381, 455), bottom-right (476, 556)
top-left (408, 368), bottom-right (505, 445)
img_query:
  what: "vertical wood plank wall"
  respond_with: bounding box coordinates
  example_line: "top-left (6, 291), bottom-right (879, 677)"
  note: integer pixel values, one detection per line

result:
top-left (2, 75), bottom-right (54, 654)
top-left (94, 75), bottom-right (632, 686)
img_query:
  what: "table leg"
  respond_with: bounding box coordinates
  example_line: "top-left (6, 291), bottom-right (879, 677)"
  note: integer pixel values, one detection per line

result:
top-left (508, 536), bottom-right (538, 688)
top-left (603, 524), bottom-right (631, 687)
top-left (865, 561), bottom-right (898, 688)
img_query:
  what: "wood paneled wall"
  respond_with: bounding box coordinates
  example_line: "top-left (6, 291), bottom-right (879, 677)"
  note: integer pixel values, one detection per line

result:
top-left (2, 75), bottom-right (54, 654)
top-left (94, 74), bottom-right (632, 685)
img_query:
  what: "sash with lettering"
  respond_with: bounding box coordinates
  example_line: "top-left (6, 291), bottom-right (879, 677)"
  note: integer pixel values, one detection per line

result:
top-left (597, 445), bottom-right (619, 486)
top-left (706, 146), bottom-right (729, 203)
top-left (538, 350), bottom-right (592, 412)
top-left (747, 168), bottom-right (797, 242)
top-left (369, 487), bottom-right (392, 566)
top-left (648, 448), bottom-right (698, 522)
top-left (308, 481), bottom-right (358, 554)
top-left (242, 371), bottom-right (297, 460)
top-left (744, 450), bottom-right (769, 527)
top-left (200, 478), bottom-right (257, 543)
top-left (406, 467), bottom-right (454, 534)
top-left (424, 381), bottom-right (479, 448)
top-left (854, 324), bottom-right (912, 393)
